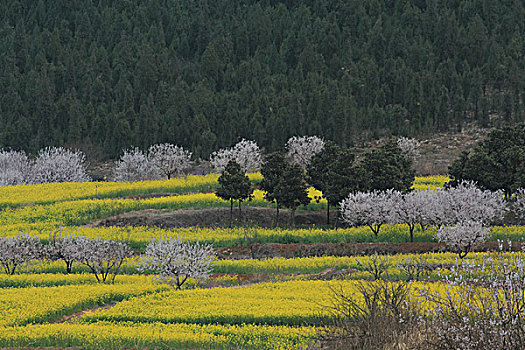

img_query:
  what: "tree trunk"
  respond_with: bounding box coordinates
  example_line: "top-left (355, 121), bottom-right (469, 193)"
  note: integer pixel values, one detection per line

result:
top-left (238, 200), bottom-right (242, 222)
top-left (326, 201), bottom-right (330, 225)
top-left (291, 208), bottom-right (296, 227)
top-left (230, 199), bottom-right (233, 226)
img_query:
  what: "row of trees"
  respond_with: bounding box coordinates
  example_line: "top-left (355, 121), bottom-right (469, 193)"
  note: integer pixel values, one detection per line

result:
top-left (215, 136), bottom-right (416, 225)
top-left (0, 232), bottom-right (215, 290)
top-left (0, 147), bottom-right (88, 185)
top-left (341, 182), bottom-right (525, 257)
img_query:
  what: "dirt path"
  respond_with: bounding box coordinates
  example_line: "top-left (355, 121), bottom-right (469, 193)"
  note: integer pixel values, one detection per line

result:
top-left (51, 302), bottom-right (118, 324)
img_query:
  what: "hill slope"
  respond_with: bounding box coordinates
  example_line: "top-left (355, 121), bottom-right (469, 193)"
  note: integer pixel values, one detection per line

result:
top-left (0, 0), bottom-right (523, 158)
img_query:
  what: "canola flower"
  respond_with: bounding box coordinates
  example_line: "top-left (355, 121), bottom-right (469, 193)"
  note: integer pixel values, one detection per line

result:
top-left (0, 189), bottom-right (326, 227)
top-left (0, 273), bottom-right (96, 288)
top-left (0, 322), bottom-right (316, 350)
top-left (22, 251), bottom-right (524, 282)
top-left (79, 279), bottom-right (447, 326)
top-left (0, 173), bottom-right (263, 208)
top-left (411, 175), bottom-right (450, 190)
top-left (0, 275), bottom-right (167, 327)
top-left (2, 224), bottom-right (525, 250)
top-left (0, 174), bottom-right (440, 209)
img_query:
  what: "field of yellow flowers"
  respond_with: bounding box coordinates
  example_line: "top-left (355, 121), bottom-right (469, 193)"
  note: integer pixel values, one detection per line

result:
top-left (1, 174), bottom-right (524, 349)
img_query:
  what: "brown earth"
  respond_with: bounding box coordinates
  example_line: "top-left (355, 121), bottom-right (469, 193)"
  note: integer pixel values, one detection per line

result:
top-left (88, 206), bottom-right (523, 258)
top-left (87, 206), bottom-right (334, 228)
top-left (215, 241), bottom-right (515, 259)
top-left (86, 124), bottom-right (493, 179)
top-left (51, 303), bottom-right (117, 324)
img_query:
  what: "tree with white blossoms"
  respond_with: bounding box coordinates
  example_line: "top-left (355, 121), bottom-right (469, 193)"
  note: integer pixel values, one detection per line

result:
top-left (396, 136), bottom-right (421, 162)
top-left (286, 135), bottom-right (325, 170)
top-left (435, 220), bottom-right (491, 258)
top-left (73, 236), bottom-right (132, 283)
top-left (441, 181), bottom-right (507, 226)
top-left (44, 229), bottom-right (79, 274)
top-left (395, 189), bottom-right (439, 242)
top-left (148, 143), bottom-right (192, 179)
top-left (210, 139), bottom-right (262, 173)
top-left (32, 147), bottom-right (90, 183)
top-left (0, 149), bottom-right (32, 186)
top-left (112, 147), bottom-right (158, 182)
top-left (0, 234), bottom-right (41, 275)
top-left (138, 237), bottom-right (216, 290)
top-left (340, 189), bottom-right (401, 236)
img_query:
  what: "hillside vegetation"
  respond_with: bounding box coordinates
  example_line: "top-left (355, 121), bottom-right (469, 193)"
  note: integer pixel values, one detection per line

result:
top-left (0, 0), bottom-right (524, 158)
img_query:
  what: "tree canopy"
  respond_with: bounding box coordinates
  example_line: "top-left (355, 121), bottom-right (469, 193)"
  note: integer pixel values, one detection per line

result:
top-left (449, 123), bottom-right (525, 196)
top-left (0, 1), bottom-right (523, 158)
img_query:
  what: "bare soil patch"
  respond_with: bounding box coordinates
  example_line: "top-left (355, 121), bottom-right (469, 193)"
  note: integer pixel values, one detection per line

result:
top-left (51, 302), bottom-right (117, 324)
top-left (87, 206), bottom-right (332, 228)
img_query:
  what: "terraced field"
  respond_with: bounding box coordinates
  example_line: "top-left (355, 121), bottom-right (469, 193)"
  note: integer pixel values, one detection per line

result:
top-left (1, 174), bottom-right (524, 349)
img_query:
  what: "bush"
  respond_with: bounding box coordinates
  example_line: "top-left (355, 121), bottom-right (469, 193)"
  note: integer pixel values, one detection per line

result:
top-left (418, 242), bottom-right (525, 349)
top-left (318, 279), bottom-right (421, 350)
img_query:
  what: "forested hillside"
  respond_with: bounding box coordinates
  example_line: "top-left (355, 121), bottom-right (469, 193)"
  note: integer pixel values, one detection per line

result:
top-left (0, 0), bottom-right (523, 158)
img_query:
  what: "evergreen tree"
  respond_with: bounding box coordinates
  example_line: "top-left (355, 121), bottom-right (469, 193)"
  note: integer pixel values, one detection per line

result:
top-left (359, 141), bottom-right (415, 193)
top-left (274, 163), bottom-right (311, 227)
top-left (449, 123), bottom-right (525, 197)
top-left (260, 152), bottom-right (287, 222)
top-left (215, 160), bottom-right (253, 224)
top-left (308, 141), bottom-right (359, 224)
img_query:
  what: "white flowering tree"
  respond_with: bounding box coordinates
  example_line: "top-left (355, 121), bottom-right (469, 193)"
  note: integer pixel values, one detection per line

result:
top-left (210, 139), bottom-right (262, 173)
top-left (112, 147), bottom-right (158, 182)
top-left (396, 137), bottom-right (421, 162)
top-left (148, 143), bottom-right (192, 179)
top-left (0, 234), bottom-right (42, 274)
top-left (138, 237), bottom-right (216, 290)
top-left (435, 220), bottom-right (490, 258)
top-left (286, 135), bottom-right (325, 170)
top-left (0, 149), bottom-right (32, 186)
top-left (395, 189), bottom-right (439, 242)
top-left (442, 181), bottom-right (507, 225)
top-left (73, 236), bottom-right (132, 283)
top-left (44, 230), bottom-right (79, 274)
top-left (32, 147), bottom-right (90, 183)
top-left (340, 189), bottom-right (401, 236)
